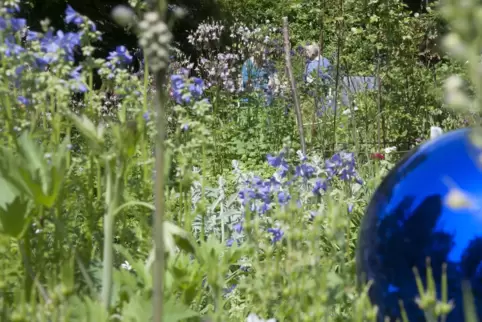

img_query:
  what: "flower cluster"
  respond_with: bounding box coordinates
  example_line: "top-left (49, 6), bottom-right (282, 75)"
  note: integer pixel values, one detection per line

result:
top-left (195, 52), bottom-right (241, 92)
top-left (229, 149), bottom-right (363, 246)
top-left (104, 45), bottom-right (133, 79)
top-left (0, 3), bottom-right (141, 112)
top-left (170, 72), bottom-right (205, 105)
top-left (324, 152), bottom-right (364, 184)
top-left (0, 4), bottom-right (98, 105)
top-left (181, 20), bottom-right (290, 99)
top-left (187, 20), bottom-right (225, 52)
top-left (138, 11), bottom-right (172, 72)
top-left (229, 21), bottom-right (283, 60)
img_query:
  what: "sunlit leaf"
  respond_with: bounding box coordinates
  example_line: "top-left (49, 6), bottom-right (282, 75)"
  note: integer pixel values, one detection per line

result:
top-left (164, 221), bottom-right (196, 255)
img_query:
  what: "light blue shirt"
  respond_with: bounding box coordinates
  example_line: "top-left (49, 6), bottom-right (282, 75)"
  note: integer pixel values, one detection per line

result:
top-left (304, 56), bottom-right (332, 83)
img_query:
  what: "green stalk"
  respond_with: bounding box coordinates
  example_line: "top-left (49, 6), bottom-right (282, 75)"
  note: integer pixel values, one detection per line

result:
top-left (101, 158), bottom-right (123, 310)
top-left (152, 67), bottom-right (168, 322)
top-left (143, 1), bottom-right (170, 321)
top-left (142, 54), bottom-right (151, 194)
top-left (21, 229), bottom-right (33, 301)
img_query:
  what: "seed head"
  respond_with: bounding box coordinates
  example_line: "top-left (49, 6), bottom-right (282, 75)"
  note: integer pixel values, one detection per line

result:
top-left (111, 5), bottom-right (136, 28)
top-left (137, 11), bottom-right (172, 72)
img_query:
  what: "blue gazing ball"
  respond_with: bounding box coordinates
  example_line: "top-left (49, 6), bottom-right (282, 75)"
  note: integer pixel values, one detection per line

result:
top-left (356, 128), bottom-right (482, 321)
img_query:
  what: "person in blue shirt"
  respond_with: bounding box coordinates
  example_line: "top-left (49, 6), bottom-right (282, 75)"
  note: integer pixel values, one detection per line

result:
top-left (303, 44), bottom-right (334, 114)
top-left (241, 46), bottom-right (279, 106)
top-left (304, 44), bottom-right (332, 83)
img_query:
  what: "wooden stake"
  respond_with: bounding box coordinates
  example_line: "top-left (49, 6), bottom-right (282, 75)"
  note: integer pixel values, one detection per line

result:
top-left (282, 17), bottom-right (306, 155)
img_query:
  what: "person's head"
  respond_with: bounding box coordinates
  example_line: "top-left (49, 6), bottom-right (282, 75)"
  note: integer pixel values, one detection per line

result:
top-left (305, 44), bottom-right (320, 60)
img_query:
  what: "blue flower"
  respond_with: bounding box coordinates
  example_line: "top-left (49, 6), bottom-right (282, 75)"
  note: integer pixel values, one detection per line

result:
top-left (312, 179), bottom-right (327, 195)
top-left (9, 65), bottom-right (24, 88)
top-left (70, 81), bottom-right (88, 93)
top-left (143, 111), bottom-right (150, 121)
top-left (10, 18), bottom-right (26, 32)
top-left (15, 65), bottom-right (24, 76)
top-left (69, 66), bottom-right (88, 93)
top-left (65, 5), bottom-right (84, 26)
top-left (295, 163), bottom-right (315, 178)
top-left (233, 222), bottom-right (243, 233)
top-left (325, 151), bottom-right (363, 184)
top-left (277, 191), bottom-right (290, 206)
top-left (348, 203), bottom-right (354, 213)
top-left (26, 30), bottom-right (40, 41)
top-left (6, 4), bottom-right (20, 14)
top-left (40, 30), bottom-right (81, 62)
top-left (223, 284), bottom-right (237, 296)
top-left (170, 75), bottom-right (206, 105)
top-left (89, 21), bottom-right (97, 32)
top-left (0, 17), bottom-right (6, 30)
top-left (69, 65), bottom-right (82, 79)
top-left (17, 96), bottom-right (29, 106)
top-left (266, 152), bottom-right (289, 177)
top-left (267, 227), bottom-right (284, 243)
top-left (189, 77), bottom-right (204, 97)
top-left (170, 74), bottom-right (185, 103)
top-left (4, 35), bottom-right (24, 56)
top-left (238, 188), bottom-right (255, 206)
top-left (309, 211), bottom-right (318, 221)
top-left (33, 53), bottom-right (55, 69)
top-left (107, 46), bottom-right (133, 65)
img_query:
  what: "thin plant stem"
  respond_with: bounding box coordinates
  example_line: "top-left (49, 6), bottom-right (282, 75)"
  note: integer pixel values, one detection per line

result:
top-left (282, 16), bottom-right (306, 154)
top-left (153, 69), bottom-right (168, 322)
top-left (142, 0), bottom-right (170, 320)
top-left (101, 158), bottom-right (123, 310)
top-left (332, 0), bottom-right (345, 152)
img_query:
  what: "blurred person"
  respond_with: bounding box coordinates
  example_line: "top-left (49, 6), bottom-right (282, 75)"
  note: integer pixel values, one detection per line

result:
top-left (303, 44), bottom-right (332, 83)
top-left (303, 44), bottom-right (334, 114)
top-left (241, 45), bottom-right (279, 106)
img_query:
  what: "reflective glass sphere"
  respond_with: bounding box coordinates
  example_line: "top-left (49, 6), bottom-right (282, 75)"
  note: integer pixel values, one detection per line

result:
top-left (356, 128), bottom-right (482, 321)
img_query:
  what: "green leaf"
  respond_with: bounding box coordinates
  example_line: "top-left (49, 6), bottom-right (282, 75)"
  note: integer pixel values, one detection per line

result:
top-left (164, 221), bottom-right (196, 255)
top-left (67, 112), bottom-right (105, 150)
top-left (0, 133), bottom-right (69, 208)
top-left (164, 298), bottom-right (200, 322)
top-left (0, 176), bottom-right (19, 207)
top-left (114, 244), bottom-right (152, 289)
top-left (0, 194), bottom-right (30, 240)
top-left (121, 292), bottom-right (151, 321)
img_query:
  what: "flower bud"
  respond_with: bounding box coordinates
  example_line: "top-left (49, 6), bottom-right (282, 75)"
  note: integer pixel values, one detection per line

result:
top-left (144, 11), bottom-right (159, 24)
top-left (444, 75), bottom-right (464, 92)
top-left (442, 32), bottom-right (467, 60)
top-left (111, 5), bottom-right (136, 27)
top-left (173, 6), bottom-right (188, 19)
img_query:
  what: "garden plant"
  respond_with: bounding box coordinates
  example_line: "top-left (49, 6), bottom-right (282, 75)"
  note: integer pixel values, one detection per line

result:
top-left (0, 0), bottom-right (480, 320)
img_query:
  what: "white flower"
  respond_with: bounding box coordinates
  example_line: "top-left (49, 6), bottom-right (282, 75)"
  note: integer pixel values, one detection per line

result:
top-left (342, 106), bottom-right (359, 115)
top-left (296, 150), bottom-right (307, 161)
top-left (430, 126), bottom-right (443, 139)
top-left (384, 146), bottom-right (397, 154)
top-left (121, 260), bottom-right (132, 271)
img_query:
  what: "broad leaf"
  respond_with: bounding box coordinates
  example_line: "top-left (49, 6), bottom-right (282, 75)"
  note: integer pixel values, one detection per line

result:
top-left (0, 195), bottom-right (30, 239)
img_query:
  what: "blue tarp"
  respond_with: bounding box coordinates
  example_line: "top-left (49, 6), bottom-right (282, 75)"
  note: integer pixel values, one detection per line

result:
top-left (310, 74), bottom-right (380, 114)
top-left (340, 76), bottom-right (379, 106)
